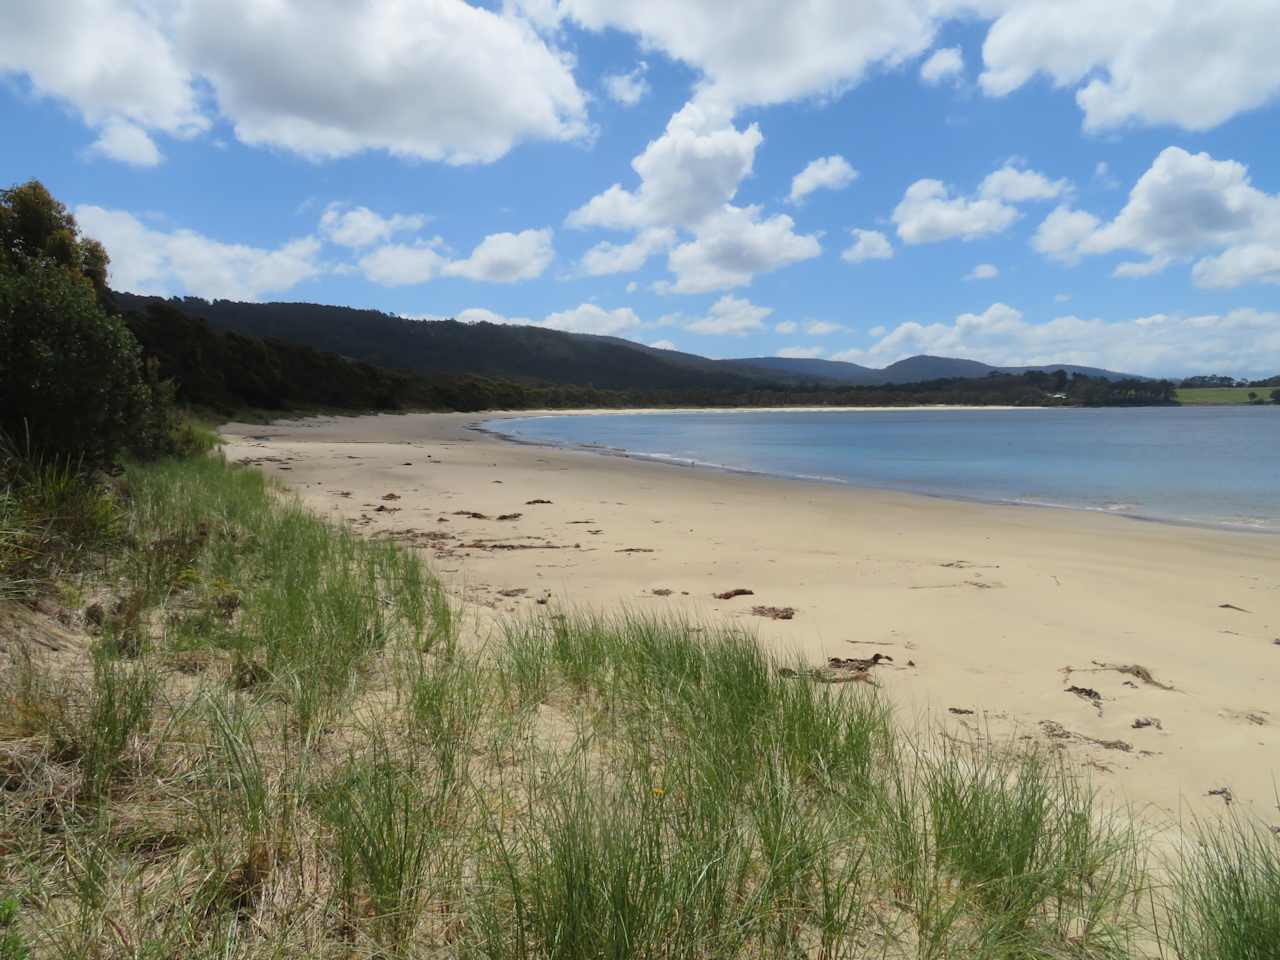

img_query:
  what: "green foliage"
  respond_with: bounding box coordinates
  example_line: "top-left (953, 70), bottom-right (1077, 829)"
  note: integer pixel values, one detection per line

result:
top-left (0, 181), bottom-right (170, 466)
top-left (1171, 814), bottom-right (1280, 960)
top-left (0, 895), bottom-right (29, 960)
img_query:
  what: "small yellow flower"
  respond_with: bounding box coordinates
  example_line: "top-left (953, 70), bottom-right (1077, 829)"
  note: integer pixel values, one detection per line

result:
top-left (652, 787), bottom-right (666, 797)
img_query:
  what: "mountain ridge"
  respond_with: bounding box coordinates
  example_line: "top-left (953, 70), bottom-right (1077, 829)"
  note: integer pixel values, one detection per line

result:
top-left (113, 294), bottom-right (1146, 389)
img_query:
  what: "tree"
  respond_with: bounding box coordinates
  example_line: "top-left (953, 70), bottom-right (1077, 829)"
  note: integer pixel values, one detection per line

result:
top-left (1270, 389), bottom-right (1280, 403)
top-left (0, 180), bottom-right (169, 465)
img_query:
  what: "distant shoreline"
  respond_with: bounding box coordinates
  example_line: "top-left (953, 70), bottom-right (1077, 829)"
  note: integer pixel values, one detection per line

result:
top-left (473, 406), bottom-right (1278, 536)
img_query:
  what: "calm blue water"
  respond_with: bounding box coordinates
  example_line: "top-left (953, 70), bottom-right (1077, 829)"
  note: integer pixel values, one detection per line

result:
top-left (486, 408), bottom-right (1280, 532)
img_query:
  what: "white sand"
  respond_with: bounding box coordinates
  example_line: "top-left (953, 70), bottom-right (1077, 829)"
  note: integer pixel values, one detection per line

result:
top-left (222, 411), bottom-right (1280, 827)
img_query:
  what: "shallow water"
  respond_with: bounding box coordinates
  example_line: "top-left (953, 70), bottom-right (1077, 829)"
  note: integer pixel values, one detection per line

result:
top-left (486, 407), bottom-right (1280, 532)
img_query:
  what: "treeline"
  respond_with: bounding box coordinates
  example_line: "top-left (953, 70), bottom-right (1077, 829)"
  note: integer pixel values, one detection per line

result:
top-left (120, 297), bottom-right (1176, 414)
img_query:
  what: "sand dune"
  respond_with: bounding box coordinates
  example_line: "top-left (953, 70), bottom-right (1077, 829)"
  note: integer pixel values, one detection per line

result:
top-left (222, 411), bottom-right (1280, 828)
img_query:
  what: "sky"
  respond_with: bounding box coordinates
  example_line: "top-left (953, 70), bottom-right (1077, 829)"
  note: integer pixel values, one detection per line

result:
top-left (2, 1), bottom-right (1279, 378)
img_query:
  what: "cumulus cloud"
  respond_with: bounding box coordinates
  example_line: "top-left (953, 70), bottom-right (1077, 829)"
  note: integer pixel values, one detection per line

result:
top-left (665, 205), bottom-right (820, 293)
top-left (358, 228), bottom-right (554, 285)
top-left (359, 244), bottom-right (448, 286)
top-left (88, 119), bottom-right (164, 167)
top-left (831, 301), bottom-right (1280, 377)
top-left (579, 228), bottom-right (675, 276)
top-left (841, 229), bottom-right (894, 263)
top-left (892, 180), bottom-right (1018, 244)
top-left (649, 339), bottom-right (678, 350)
top-left (893, 163), bottom-right (1065, 245)
top-left (541, 303), bottom-right (643, 335)
top-left (0, 1), bottom-right (206, 164)
top-left (979, 0), bottom-right (1280, 131)
top-left (1031, 147), bottom-right (1280, 287)
top-left (568, 102), bottom-right (762, 231)
top-left (920, 47), bottom-right (963, 85)
top-left (805, 320), bottom-right (845, 335)
top-left (2, 0), bottom-right (588, 165)
top-left (569, 103), bottom-right (820, 292)
top-left (320, 204), bottom-right (430, 248)
top-left (75, 205), bottom-right (321, 300)
top-left (967, 263), bottom-right (999, 280)
top-left (789, 155), bottom-right (858, 204)
top-left (549, 0), bottom-right (940, 114)
top-left (603, 62), bottom-right (650, 106)
top-left (684, 295), bottom-right (773, 335)
top-left (775, 321), bottom-right (798, 334)
top-left (442, 229), bottom-right (555, 282)
top-left (778, 346), bottom-right (826, 359)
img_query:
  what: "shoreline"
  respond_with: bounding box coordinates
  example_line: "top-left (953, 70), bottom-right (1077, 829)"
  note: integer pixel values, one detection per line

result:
top-left (474, 410), bottom-right (1279, 537)
top-left (220, 411), bottom-right (1280, 827)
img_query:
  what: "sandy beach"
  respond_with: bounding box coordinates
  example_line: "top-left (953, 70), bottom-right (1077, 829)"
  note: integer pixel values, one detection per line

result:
top-left (221, 411), bottom-right (1279, 827)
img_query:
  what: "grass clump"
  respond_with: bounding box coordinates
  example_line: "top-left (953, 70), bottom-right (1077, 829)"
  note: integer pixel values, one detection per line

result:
top-left (1170, 813), bottom-right (1280, 960)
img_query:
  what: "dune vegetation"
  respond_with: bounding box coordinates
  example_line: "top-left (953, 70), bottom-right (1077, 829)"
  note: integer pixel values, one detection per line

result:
top-left (3, 447), bottom-right (1280, 959)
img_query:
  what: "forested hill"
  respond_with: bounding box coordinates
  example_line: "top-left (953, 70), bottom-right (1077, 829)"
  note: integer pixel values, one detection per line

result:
top-left (115, 297), bottom-right (1174, 416)
top-left (113, 294), bottom-right (1145, 390)
top-left (113, 293), bottom-right (785, 392)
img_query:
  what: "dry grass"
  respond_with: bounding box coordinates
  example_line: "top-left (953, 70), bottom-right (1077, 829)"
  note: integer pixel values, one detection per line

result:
top-left (0, 452), bottom-right (1274, 958)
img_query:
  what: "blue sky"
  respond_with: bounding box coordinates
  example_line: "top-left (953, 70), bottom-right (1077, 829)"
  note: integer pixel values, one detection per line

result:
top-left (3, 1), bottom-right (1279, 376)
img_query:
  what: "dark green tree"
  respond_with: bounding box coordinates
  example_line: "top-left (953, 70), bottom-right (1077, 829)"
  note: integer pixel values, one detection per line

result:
top-left (0, 180), bottom-right (169, 465)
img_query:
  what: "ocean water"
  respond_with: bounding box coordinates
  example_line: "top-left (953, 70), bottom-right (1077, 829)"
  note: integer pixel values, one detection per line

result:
top-left (485, 407), bottom-right (1280, 532)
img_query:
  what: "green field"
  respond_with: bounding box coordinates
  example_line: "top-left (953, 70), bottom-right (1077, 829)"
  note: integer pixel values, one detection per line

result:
top-left (1177, 386), bottom-right (1278, 405)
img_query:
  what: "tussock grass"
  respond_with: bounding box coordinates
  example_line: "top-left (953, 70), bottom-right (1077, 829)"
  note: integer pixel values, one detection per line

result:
top-left (0, 451), bottom-right (1271, 957)
top-left (1169, 812), bottom-right (1280, 960)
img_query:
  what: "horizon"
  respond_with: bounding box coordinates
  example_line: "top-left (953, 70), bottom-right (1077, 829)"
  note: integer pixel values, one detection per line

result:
top-left (3, 2), bottom-right (1279, 378)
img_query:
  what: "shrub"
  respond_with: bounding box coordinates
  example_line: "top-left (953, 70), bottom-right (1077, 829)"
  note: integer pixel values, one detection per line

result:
top-left (0, 181), bottom-right (170, 466)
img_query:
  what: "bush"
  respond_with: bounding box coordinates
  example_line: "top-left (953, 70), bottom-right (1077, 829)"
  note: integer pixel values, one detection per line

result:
top-left (0, 181), bottom-right (170, 466)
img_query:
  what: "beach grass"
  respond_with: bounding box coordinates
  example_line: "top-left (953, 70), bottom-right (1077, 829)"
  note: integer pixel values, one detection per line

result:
top-left (1, 449), bottom-right (1275, 957)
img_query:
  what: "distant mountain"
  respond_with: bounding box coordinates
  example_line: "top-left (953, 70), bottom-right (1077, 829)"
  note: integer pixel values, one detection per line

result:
top-left (114, 295), bottom-right (1144, 391)
top-left (735, 354), bottom-right (1141, 385)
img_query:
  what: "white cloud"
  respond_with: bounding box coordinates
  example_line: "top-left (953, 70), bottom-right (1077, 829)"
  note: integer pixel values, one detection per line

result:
top-left (2, 0), bottom-right (588, 166)
top-left (75, 204), bottom-right (321, 300)
top-left (805, 320), bottom-right (845, 335)
top-left (1054, 293), bottom-right (1072, 303)
top-left (0, 1), bottom-right (206, 165)
top-left (979, 0), bottom-right (1280, 131)
top-left (665, 205), bottom-right (820, 293)
top-left (1192, 245), bottom-right (1280, 289)
top-left (920, 47), bottom-right (963, 85)
top-left (831, 301), bottom-right (1280, 377)
top-left (789, 155), bottom-right (858, 204)
top-left (455, 303), bottom-right (642, 336)
top-left (457, 307), bottom-right (524, 325)
top-left (359, 243), bottom-right (448, 286)
top-left (579, 228), bottom-right (675, 276)
top-left (775, 321), bottom-right (798, 334)
top-left (778, 346), bottom-right (826, 359)
top-left (541, 303), bottom-right (642, 335)
top-left (567, 102), bottom-right (761, 231)
top-left (979, 165), bottom-right (1068, 203)
top-left (841, 229), bottom-right (894, 263)
top-left (1032, 206), bottom-right (1102, 265)
top-left (649, 339), bottom-right (678, 350)
top-left (1031, 147), bottom-right (1280, 287)
top-left (552, 0), bottom-right (941, 113)
top-left (320, 204), bottom-right (429, 248)
top-left (685, 295), bottom-right (773, 335)
top-left (967, 263), bottom-right (999, 280)
top-left (892, 179), bottom-right (1019, 245)
top-left (603, 62), bottom-right (650, 106)
top-left (88, 119), bottom-right (163, 167)
top-left (442, 228), bottom-right (555, 282)
top-left (568, 99), bottom-right (825, 292)
top-left (892, 163), bottom-right (1067, 245)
